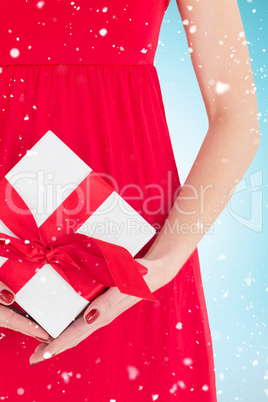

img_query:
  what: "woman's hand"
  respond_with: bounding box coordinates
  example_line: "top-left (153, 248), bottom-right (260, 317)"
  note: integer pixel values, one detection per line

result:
top-left (0, 281), bottom-right (50, 342)
top-left (29, 257), bottom-right (167, 366)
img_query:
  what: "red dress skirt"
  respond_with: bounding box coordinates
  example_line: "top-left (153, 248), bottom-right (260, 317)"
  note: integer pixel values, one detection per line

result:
top-left (0, 0), bottom-right (217, 400)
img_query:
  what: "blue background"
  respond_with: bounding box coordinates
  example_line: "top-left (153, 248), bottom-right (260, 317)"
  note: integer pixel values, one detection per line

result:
top-left (154, 0), bottom-right (268, 400)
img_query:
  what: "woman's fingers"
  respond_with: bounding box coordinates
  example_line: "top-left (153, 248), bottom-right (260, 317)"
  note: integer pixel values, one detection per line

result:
top-left (29, 287), bottom-right (139, 365)
top-left (0, 281), bottom-right (49, 341)
top-left (0, 281), bottom-right (15, 305)
top-left (0, 304), bottom-right (49, 341)
top-left (29, 315), bottom-right (90, 364)
top-left (34, 343), bottom-right (48, 354)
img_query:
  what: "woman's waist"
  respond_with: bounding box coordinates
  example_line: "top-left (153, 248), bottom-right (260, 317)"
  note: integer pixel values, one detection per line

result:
top-left (0, 52), bottom-right (153, 67)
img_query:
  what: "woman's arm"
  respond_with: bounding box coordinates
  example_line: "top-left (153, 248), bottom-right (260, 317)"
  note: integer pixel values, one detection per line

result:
top-left (145, 0), bottom-right (260, 287)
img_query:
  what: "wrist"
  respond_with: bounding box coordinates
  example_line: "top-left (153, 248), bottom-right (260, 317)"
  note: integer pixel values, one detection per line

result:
top-left (138, 254), bottom-right (181, 291)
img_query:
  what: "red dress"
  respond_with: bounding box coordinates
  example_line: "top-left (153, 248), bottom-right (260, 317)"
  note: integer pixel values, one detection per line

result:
top-left (0, 0), bottom-right (217, 400)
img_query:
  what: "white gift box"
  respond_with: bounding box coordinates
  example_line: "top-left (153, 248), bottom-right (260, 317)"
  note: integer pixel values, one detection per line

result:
top-left (0, 131), bottom-right (156, 338)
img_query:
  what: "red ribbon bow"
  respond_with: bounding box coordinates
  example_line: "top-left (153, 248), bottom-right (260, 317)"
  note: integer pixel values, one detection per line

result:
top-left (0, 174), bottom-right (156, 302)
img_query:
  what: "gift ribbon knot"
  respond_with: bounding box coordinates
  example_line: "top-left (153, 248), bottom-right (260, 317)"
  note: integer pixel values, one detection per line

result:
top-left (44, 246), bottom-right (56, 264)
top-left (30, 242), bottom-right (58, 264)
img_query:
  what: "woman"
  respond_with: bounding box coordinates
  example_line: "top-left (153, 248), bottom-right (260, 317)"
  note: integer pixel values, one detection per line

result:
top-left (0, 0), bottom-right (260, 400)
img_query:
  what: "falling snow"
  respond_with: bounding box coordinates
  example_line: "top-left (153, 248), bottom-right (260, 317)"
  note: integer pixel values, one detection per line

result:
top-left (36, 1), bottom-right (45, 9)
top-left (175, 322), bottom-right (183, 330)
top-left (183, 357), bottom-right (193, 366)
top-left (10, 48), bottom-right (20, 58)
top-left (189, 25), bottom-right (197, 34)
top-left (17, 388), bottom-right (24, 396)
top-left (127, 366), bottom-right (140, 380)
top-left (217, 253), bottom-right (227, 261)
top-left (215, 81), bottom-right (231, 94)
top-left (43, 351), bottom-right (53, 360)
top-left (61, 372), bottom-right (73, 384)
top-left (99, 28), bottom-right (108, 37)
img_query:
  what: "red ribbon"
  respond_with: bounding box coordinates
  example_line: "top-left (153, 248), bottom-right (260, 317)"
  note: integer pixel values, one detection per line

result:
top-left (0, 173), bottom-right (156, 302)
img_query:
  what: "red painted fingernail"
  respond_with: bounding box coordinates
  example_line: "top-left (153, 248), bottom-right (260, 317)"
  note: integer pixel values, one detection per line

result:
top-left (0, 289), bottom-right (14, 304)
top-left (85, 309), bottom-right (100, 324)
